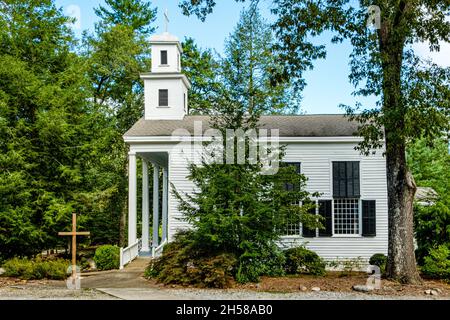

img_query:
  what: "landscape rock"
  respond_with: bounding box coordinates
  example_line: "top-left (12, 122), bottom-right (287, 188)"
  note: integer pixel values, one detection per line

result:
top-left (352, 285), bottom-right (375, 293)
top-left (299, 285), bottom-right (307, 292)
top-left (430, 290), bottom-right (439, 296)
top-left (311, 287), bottom-right (321, 292)
top-left (0, 268), bottom-right (5, 276)
top-left (424, 289), bottom-right (432, 295)
top-left (433, 288), bottom-right (442, 294)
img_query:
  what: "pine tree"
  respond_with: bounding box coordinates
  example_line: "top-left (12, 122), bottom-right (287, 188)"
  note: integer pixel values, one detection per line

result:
top-left (221, 7), bottom-right (301, 114)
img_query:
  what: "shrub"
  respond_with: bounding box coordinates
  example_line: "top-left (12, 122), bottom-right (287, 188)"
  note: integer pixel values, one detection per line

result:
top-left (369, 253), bottom-right (387, 274)
top-left (2, 258), bottom-right (34, 279)
top-left (283, 247), bottom-right (326, 276)
top-left (421, 245), bottom-right (450, 281)
top-left (414, 195), bottom-right (450, 265)
top-left (145, 231), bottom-right (237, 288)
top-left (2, 257), bottom-right (69, 280)
top-left (93, 245), bottom-right (120, 270)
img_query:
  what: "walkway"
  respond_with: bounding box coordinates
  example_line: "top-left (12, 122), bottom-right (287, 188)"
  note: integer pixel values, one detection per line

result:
top-left (81, 257), bottom-right (152, 289)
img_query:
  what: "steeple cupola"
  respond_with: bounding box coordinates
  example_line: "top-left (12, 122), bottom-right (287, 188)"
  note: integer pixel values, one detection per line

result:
top-left (141, 29), bottom-right (191, 120)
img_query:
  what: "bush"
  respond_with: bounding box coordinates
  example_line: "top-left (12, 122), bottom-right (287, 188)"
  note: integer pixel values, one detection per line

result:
top-left (421, 245), bottom-right (450, 281)
top-left (414, 195), bottom-right (450, 265)
top-left (145, 232), bottom-right (237, 288)
top-left (93, 245), bottom-right (120, 270)
top-left (283, 247), bottom-right (326, 276)
top-left (2, 257), bottom-right (69, 280)
top-left (369, 253), bottom-right (387, 274)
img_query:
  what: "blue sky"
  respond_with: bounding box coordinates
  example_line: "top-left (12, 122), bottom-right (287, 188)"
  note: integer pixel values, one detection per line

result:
top-left (55, 1), bottom-right (448, 115)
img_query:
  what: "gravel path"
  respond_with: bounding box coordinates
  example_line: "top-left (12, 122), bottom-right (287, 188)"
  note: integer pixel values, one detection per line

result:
top-left (0, 285), bottom-right (118, 300)
top-left (97, 287), bottom-right (446, 300)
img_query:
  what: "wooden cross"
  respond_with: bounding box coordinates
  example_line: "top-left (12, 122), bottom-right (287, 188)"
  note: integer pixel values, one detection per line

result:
top-left (164, 9), bottom-right (170, 33)
top-left (58, 213), bottom-right (90, 279)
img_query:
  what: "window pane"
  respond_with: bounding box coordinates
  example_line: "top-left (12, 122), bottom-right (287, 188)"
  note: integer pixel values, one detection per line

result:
top-left (161, 50), bottom-right (168, 65)
top-left (159, 89), bottom-right (168, 106)
top-left (333, 198), bottom-right (359, 234)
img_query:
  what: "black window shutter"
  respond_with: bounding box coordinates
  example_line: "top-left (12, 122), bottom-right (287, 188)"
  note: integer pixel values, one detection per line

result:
top-left (302, 205), bottom-right (316, 238)
top-left (159, 89), bottom-right (168, 106)
top-left (352, 162), bottom-right (360, 197)
top-left (282, 162), bottom-right (301, 191)
top-left (318, 200), bottom-right (332, 237)
top-left (333, 161), bottom-right (360, 198)
top-left (161, 50), bottom-right (168, 65)
top-left (362, 200), bottom-right (376, 236)
top-left (332, 162), bottom-right (339, 196)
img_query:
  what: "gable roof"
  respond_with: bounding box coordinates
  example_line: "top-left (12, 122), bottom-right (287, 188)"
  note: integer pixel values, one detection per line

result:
top-left (123, 115), bottom-right (360, 137)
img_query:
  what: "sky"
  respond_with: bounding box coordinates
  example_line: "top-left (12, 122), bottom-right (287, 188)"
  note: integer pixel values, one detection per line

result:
top-left (55, 0), bottom-right (450, 115)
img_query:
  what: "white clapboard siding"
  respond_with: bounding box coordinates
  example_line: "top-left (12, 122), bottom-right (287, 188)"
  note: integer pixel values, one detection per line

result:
top-left (130, 140), bottom-right (388, 262)
top-left (280, 142), bottom-right (388, 262)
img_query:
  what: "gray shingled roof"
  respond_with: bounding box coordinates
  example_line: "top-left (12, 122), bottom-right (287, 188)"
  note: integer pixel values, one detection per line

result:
top-left (123, 115), bottom-right (360, 137)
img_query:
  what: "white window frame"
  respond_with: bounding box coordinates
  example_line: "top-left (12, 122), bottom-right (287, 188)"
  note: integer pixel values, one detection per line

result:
top-left (331, 198), bottom-right (362, 237)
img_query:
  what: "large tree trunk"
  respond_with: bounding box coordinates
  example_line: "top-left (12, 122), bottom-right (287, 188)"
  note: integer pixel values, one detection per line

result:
top-left (385, 140), bottom-right (421, 283)
top-left (379, 12), bottom-right (422, 283)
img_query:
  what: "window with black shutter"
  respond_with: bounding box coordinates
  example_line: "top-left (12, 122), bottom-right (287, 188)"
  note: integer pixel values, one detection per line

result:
top-left (159, 89), bottom-right (168, 106)
top-left (161, 50), bottom-right (168, 65)
top-left (332, 161), bottom-right (360, 198)
top-left (282, 162), bottom-right (301, 191)
top-left (362, 200), bottom-right (376, 236)
top-left (318, 200), bottom-right (332, 237)
top-left (302, 204), bottom-right (316, 238)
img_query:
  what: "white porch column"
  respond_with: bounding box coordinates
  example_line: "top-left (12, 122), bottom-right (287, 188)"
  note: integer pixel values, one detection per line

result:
top-left (141, 160), bottom-right (150, 252)
top-left (152, 164), bottom-right (160, 252)
top-left (128, 152), bottom-right (137, 246)
top-left (162, 167), bottom-right (168, 242)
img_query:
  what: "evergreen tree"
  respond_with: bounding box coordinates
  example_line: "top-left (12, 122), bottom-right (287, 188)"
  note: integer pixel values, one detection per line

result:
top-left (0, 0), bottom-right (101, 258)
top-left (82, 0), bottom-right (157, 246)
top-left (172, 92), bottom-right (320, 282)
top-left (181, 37), bottom-right (222, 114)
top-left (94, 0), bottom-right (157, 36)
top-left (221, 7), bottom-right (301, 114)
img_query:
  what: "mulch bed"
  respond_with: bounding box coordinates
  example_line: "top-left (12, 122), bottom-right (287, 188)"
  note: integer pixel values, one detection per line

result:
top-left (237, 272), bottom-right (450, 297)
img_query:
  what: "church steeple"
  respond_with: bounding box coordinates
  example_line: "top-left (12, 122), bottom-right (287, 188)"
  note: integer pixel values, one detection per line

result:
top-left (141, 15), bottom-right (190, 120)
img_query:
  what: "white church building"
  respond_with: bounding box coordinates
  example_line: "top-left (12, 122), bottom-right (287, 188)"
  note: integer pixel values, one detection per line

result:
top-left (120, 30), bottom-right (388, 268)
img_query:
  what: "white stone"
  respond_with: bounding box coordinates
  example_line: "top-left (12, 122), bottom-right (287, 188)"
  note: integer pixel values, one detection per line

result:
top-left (424, 289), bottom-right (432, 295)
top-left (430, 290), bottom-right (439, 296)
top-left (311, 287), bottom-right (321, 292)
top-left (353, 285), bottom-right (375, 293)
top-left (0, 267), bottom-right (5, 275)
top-left (299, 285), bottom-right (308, 292)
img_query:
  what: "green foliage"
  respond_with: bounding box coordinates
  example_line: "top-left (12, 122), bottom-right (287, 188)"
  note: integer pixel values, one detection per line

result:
top-left (93, 245), bottom-right (120, 270)
top-left (408, 138), bottom-right (450, 196)
top-left (421, 245), bottom-right (450, 281)
top-left (414, 195), bottom-right (450, 265)
top-left (0, 0), bottom-right (102, 259)
top-left (94, 0), bottom-right (157, 36)
top-left (221, 7), bottom-right (300, 115)
top-left (181, 38), bottom-right (222, 114)
top-left (369, 253), bottom-right (387, 274)
top-left (409, 138), bottom-right (450, 268)
top-left (2, 257), bottom-right (69, 280)
top-left (145, 231), bottom-right (237, 288)
top-left (283, 247), bottom-right (326, 276)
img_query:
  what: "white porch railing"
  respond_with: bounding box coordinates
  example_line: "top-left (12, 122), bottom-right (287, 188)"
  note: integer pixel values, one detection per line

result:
top-left (119, 238), bottom-right (141, 269)
top-left (152, 239), bottom-right (167, 258)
